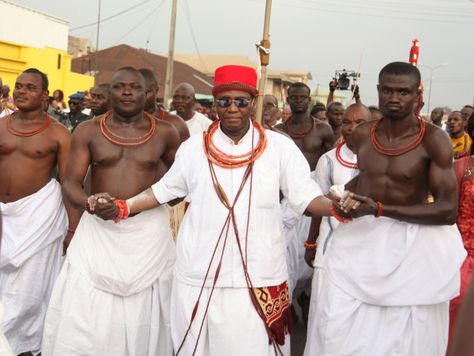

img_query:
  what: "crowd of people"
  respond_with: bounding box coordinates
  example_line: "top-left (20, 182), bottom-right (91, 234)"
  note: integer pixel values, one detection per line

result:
top-left (0, 61), bottom-right (473, 356)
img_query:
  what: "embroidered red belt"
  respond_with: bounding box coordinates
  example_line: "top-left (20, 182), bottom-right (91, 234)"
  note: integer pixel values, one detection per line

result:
top-left (253, 281), bottom-right (293, 346)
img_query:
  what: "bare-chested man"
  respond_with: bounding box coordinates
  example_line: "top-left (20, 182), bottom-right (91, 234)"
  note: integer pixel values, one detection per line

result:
top-left (0, 68), bottom-right (73, 355)
top-left (308, 62), bottom-right (466, 355)
top-left (277, 82), bottom-right (334, 170)
top-left (139, 68), bottom-right (190, 143)
top-left (326, 101), bottom-right (344, 144)
top-left (42, 67), bottom-right (179, 355)
top-left (276, 83), bottom-right (333, 310)
top-left (171, 82), bottom-right (213, 137)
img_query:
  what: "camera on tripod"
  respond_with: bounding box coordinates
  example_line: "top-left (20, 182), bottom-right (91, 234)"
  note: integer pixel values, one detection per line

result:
top-left (333, 69), bottom-right (360, 90)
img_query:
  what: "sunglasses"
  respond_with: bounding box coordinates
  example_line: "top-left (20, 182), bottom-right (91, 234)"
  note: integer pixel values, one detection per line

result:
top-left (216, 98), bottom-right (251, 108)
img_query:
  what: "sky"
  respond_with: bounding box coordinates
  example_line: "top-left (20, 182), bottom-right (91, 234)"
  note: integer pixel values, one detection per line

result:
top-left (12, 0), bottom-right (474, 112)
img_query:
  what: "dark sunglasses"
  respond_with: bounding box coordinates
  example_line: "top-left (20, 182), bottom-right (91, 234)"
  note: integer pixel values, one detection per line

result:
top-left (216, 98), bottom-right (251, 108)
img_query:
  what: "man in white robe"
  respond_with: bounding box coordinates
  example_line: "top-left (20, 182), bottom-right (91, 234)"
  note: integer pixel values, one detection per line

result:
top-left (171, 82), bottom-right (212, 137)
top-left (100, 65), bottom-right (340, 356)
top-left (303, 104), bottom-right (370, 355)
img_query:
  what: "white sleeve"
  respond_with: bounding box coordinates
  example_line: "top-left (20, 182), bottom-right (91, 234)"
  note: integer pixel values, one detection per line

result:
top-left (151, 144), bottom-right (189, 203)
top-left (280, 140), bottom-right (323, 215)
top-left (314, 154), bottom-right (332, 194)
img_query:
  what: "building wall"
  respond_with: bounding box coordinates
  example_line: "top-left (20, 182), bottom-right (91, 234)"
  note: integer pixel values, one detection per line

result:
top-left (0, 0), bottom-right (69, 51)
top-left (0, 40), bottom-right (94, 99)
top-left (68, 36), bottom-right (95, 59)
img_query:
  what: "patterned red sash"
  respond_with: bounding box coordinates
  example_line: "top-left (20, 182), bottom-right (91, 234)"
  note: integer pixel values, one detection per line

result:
top-left (253, 281), bottom-right (293, 346)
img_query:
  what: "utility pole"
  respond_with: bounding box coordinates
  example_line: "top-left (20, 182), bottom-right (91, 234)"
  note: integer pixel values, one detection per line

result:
top-left (163, 0), bottom-right (178, 109)
top-left (255, 0), bottom-right (273, 124)
top-left (96, 0), bottom-right (101, 51)
top-left (421, 63), bottom-right (447, 115)
top-left (94, 0), bottom-right (102, 75)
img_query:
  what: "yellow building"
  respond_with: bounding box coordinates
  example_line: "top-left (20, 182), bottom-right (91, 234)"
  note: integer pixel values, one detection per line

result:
top-left (0, 1), bottom-right (93, 98)
top-left (0, 40), bottom-right (94, 98)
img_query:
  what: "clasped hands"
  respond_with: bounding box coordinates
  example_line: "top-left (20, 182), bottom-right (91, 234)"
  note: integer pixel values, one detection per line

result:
top-left (86, 192), bottom-right (118, 220)
top-left (329, 185), bottom-right (378, 219)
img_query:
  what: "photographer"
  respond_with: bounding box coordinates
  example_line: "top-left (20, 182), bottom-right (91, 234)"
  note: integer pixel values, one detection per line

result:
top-left (327, 79), bottom-right (361, 106)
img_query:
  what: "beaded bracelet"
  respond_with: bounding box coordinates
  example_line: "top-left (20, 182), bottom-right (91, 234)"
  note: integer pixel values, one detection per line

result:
top-left (304, 241), bottom-right (318, 250)
top-left (113, 199), bottom-right (130, 223)
top-left (375, 202), bottom-right (384, 218)
top-left (330, 205), bottom-right (352, 223)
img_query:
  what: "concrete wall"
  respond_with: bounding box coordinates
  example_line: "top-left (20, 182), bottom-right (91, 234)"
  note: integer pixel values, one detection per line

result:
top-left (0, 40), bottom-right (94, 99)
top-left (0, 0), bottom-right (69, 51)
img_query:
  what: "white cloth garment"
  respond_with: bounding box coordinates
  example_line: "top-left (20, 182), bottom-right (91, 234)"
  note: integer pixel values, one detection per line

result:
top-left (171, 110), bottom-right (212, 137)
top-left (0, 179), bottom-right (67, 355)
top-left (281, 197), bottom-right (312, 294)
top-left (283, 144), bottom-right (357, 294)
top-left (152, 123), bottom-right (322, 288)
top-left (42, 207), bottom-right (175, 356)
top-left (152, 123), bottom-right (321, 353)
top-left (305, 144), bottom-right (358, 356)
top-left (312, 144), bottom-right (358, 270)
top-left (326, 216), bottom-right (466, 306)
top-left (304, 215), bottom-right (466, 355)
top-left (304, 269), bottom-right (450, 356)
top-left (171, 278), bottom-right (290, 356)
top-left (0, 303), bottom-right (13, 356)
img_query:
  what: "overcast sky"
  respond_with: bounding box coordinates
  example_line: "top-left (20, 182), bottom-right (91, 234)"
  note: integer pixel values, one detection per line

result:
top-left (12, 0), bottom-right (474, 111)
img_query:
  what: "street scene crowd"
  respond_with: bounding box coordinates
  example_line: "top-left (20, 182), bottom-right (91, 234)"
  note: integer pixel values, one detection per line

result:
top-left (0, 58), bottom-right (473, 356)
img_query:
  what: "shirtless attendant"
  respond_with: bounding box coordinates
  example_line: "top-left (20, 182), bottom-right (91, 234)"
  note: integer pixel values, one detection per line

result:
top-left (42, 67), bottom-right (180, 355)
top-left (309, 62), bottom-right (466, 355)
top-left (0, 68), bottom-right (72, 355)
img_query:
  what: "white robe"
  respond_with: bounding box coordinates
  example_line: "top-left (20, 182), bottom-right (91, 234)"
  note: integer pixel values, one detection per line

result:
top-left (305, 215), bottom-right (466, 355)
top-left (0, 303), bottom-right (13, 356)
top-left (281, 198), bottom-right (312, 294)
top-left (152, 124), bottom-right (322, 354)
top-left (283, 145), bottom-right (358, 295)
top-left (171, 279), bottom-right (290, 356)
top-left (42, 207), bottom-right (175, 356)
top-left (0, 179), bottom-right (67, 355)
top-left (171, 110), bottom-right (212, 137)
top-left (305, 269), bottom-right (450, 356)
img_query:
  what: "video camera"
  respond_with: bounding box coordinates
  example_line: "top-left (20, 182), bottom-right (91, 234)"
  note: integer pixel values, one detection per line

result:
top-left (333, 69), bottom-right (360, 90)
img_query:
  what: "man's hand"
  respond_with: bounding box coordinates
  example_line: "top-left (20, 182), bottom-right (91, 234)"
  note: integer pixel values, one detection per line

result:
top-left (304, 248), bottom-right (316, 268)
top-left (329, 80), bottom-right (337, 92)
top-left (89, 193), bottom-right (118, 220)
top-left (339, 192), bottom-right (377, 218)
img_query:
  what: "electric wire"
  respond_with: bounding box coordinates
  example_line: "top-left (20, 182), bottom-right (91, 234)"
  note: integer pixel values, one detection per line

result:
top-left (70, 0), bottom-right (156, 31)
top-left (113, 0), bottom-right (167, 45)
